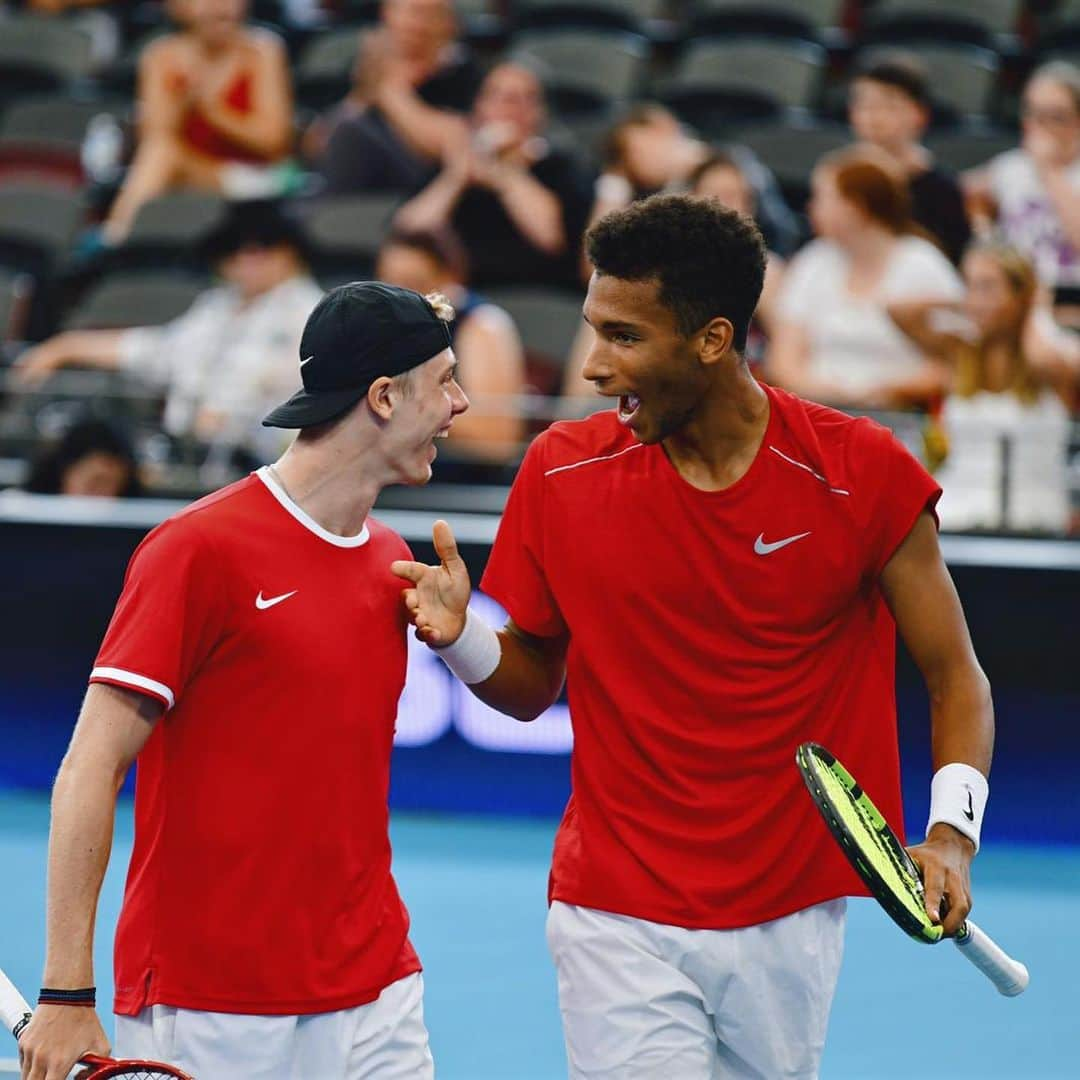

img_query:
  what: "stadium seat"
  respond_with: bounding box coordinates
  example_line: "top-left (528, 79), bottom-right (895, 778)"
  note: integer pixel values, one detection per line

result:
top-left (301, 192), bottom-right (399, 280)
top-left (511, 29), bottom-right (649, 115)
top-left (296, 27), bottom-right (365, 109)
top-left (482, 285), bottom-right (583, 389)
top-left (0, 15), bottom-right (96, 102)
top-left (0, 96), bottom-right (129, 157)
top-left (513, 0), bottom-right (657, 34)
top-left (656, 37), bottom-right (826, 132)
top-left (688, 0), bottom-right (845, 42)
top-left (925, 128), bottom-right (1016, 173)
top-left (0, 184), bottom-right (85, 272)
top-left (736, 122), bottom-right (849, 209)
top-left (854, 43), bottom-right (1000, 126)
top-left (61, 271), bottom-right (209, 330)
top-left (861, 0), bottom-right (1023, 44)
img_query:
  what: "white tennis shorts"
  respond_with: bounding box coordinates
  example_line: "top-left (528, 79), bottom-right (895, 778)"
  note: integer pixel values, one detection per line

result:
top-left (546, 898), bottom-right (846, 1080)
top-left (112, 972), bottom-right (433, 1079)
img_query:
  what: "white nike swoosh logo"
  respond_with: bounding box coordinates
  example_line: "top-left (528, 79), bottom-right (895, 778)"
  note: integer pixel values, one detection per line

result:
top-left (754, 531), bottom-right (811, 555)
top-left (255, 589), bottom-right (298, 610)
top-left (300, 355), bottom-right (314, 367)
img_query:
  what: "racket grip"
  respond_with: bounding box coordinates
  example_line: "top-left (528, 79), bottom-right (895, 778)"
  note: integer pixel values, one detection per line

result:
top-left (0, 967), bottom-right (32, 1040)
top-left (954, 919), bottom-right (1029, 996)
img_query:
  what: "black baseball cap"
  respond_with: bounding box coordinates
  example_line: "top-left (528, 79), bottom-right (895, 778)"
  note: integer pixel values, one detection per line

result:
top-left (262, 281), bottom-right (453, 429)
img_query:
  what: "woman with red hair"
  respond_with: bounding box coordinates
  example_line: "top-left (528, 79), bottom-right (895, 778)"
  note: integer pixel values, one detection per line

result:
top-left (768, 147), bottom-right (961, 411)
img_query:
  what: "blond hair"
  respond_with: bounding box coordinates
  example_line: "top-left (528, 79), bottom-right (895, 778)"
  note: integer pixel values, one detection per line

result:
top-left (956, 242), bottom-right (1040, 404)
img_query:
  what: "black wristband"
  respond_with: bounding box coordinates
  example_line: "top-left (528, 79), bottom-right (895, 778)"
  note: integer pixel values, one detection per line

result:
top-left (38, 987), bottom-right (96, 1006)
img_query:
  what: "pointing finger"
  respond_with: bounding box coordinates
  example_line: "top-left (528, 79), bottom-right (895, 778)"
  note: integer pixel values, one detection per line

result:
top-left (391, 559), bottom-right (427, 583)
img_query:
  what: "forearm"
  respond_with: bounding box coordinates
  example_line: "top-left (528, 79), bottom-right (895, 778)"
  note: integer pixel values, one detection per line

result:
top-left (463, 626), bottom-right (566, 723)
top-left (1042, 168), bottom-right (1080, 250)
top-left (54, 331), bottom-right (126, 370)
top-left (927, 664), bottom-right (994, 777)
top-left (492, 170), bottom-right (565, 255)
top-left (878, 361), bottom-right (949, 408)
top-left (196, 101), bottom-right (290, 158)
top-left (376, 88), bottom-right (460, 161)
top-left (42, 758), bottom-right (121, 986)
top-left (394, 169), bottom-right (467, 233)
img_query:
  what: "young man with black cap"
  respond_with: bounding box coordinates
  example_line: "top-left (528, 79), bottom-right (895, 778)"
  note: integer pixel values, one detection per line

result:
top-left (15, 200), bottom-right (323, 463)
top-left (17, 283), bottom-right (467, 1080)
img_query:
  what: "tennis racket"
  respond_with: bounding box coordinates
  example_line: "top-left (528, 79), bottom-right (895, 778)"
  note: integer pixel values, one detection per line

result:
top-left (796, 741), bottom-right (1029, 997)
top-left (0, 966), bottom-right (191, 1079)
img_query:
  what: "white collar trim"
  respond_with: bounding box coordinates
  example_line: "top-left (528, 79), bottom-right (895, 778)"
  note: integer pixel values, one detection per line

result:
top-left (256, 467), bottom-right (371, 548)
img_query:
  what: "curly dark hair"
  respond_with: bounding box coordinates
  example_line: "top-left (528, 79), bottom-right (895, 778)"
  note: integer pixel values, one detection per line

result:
top-left (586, 194), bottom-right (766, 351)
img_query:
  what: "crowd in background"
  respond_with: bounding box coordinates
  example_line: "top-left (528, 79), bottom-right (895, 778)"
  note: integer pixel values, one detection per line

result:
top-left (0, 0), bottom-right (1079, 536)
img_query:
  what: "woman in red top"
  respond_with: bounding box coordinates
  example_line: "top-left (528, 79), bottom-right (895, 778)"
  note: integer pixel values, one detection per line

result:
top-left (102, 0), bottom-right (293, 244)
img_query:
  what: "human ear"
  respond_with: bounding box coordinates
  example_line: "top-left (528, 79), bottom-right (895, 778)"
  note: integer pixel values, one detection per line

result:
top-left (367, 376), bottom-right (395, 420)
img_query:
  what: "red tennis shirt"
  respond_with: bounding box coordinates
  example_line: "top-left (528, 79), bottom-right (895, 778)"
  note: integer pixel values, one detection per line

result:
top-left (91, 468), bottom-right (420, 1015)
top-left (481, 383), bottom-right (941, 929)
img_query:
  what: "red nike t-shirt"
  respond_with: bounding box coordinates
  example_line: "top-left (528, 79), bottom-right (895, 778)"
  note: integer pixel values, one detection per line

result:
top-left (481, 384), bottom-right (941, 929)
top-left (91, 469), bottom-right (420, 1015)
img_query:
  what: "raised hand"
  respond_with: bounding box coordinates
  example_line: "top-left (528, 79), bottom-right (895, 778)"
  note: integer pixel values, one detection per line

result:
top-left (391, 520), bottom-right (472, 647)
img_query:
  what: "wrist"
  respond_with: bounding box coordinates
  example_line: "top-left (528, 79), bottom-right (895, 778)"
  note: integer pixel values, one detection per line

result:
top-left (926, 762), bottom-right (988, 853)
top-left (432, 607), bottom-right (500, 684)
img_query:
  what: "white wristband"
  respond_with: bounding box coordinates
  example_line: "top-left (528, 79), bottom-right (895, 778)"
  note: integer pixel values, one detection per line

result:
top-left (926, 762), bottom-right (989, 852)
top-left (433, 607), bottom-right (501, 685)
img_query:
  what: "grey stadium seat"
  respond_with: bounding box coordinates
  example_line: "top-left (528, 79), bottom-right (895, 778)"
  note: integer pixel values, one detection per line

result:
top-left (0, 184), bottom-right (84, 262)
top-left (482, 286), bottom-right (583, 375)
top-left (125, 192), bottom-right (229, 249)
top-left (0, 97), bottom-right (130, 155)
top-left (0, 15), bottom-right (96, 84)
top-left (866, 0), bottom-right (1022, 39)
top-left (663, 38), bottom-right (826, 111)
top-left (62, 272), bottom-right (208, 330)
top-left (302, 193), bottom-right (399, 261)
top-left (511, 30), bottom-right (649, 111)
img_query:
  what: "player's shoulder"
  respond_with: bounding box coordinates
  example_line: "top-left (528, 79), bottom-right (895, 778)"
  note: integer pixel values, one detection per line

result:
top-left (768, 384), bottom-right (904, 493)
top-left (139, 474), bottom-right (265, 554)
top-left (526, 410), bottom-right (639, 478)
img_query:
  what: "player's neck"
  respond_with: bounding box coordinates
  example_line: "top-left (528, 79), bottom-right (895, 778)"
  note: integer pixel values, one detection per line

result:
top-left (661, 371), bottom-right (769, 492)
top-left (270, 440), bottom-right (384, 538)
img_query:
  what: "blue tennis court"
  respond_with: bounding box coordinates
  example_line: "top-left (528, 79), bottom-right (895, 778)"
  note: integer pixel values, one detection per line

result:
top-left (0, 790), bottom-right (1074, 1079)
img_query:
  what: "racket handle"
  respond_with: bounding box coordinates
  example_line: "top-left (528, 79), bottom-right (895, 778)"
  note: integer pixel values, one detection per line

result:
top-left (0, 967), bottom-right (32, 1040)
top-left (954, 920), bottom-right (1029, 996)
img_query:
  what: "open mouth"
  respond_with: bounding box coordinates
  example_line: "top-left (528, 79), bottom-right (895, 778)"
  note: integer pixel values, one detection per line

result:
top-left (617, 394), bottom-right (641, 424)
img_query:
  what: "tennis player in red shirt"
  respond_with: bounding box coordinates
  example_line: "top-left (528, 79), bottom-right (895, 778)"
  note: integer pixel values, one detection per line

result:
top-left (19, 282), bottom-right (468, 1080)
top-left (395, 196), bottom-right (995, 1078)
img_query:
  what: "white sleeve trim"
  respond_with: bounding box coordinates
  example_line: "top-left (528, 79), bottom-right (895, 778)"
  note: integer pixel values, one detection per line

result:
top-left (90, 667), bottom-right (175, 710)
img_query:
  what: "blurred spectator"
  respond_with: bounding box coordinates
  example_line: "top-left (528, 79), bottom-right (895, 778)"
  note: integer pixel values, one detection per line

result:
top-left (890, 243), bottom-right (1078, 534)
top-left (15, 200), bottom-right (322, 462)
top-left (393, 61), bottom-right (593, 288)
top-left (848, 53), bottom-right (971, 265)
top-left (100, 0), bottom-right (295, 245)
top-left (304, 0), bottom-right (482, 193)
top-left (22, 417), bottom-right (143, 498)
top-left (768, 148), bottom-right (962, 410)
top-left (964, 61), bottom-right (1080, 318)
top-left (688, 152), bottom-right (785, 342)
top-left (375, 230), bottom-right (526, 463)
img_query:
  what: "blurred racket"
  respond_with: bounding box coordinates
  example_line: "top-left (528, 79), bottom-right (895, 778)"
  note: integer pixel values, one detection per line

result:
top-left (0, 966), bottom-right (191, 1078)
top-left (796, 741), bottom-right (1029, 996)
